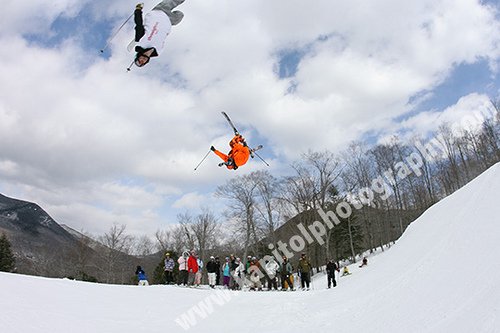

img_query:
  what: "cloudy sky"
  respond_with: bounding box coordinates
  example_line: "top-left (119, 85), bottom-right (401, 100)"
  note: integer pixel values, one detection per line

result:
top-left (0, 0), bottom-right (499, 237)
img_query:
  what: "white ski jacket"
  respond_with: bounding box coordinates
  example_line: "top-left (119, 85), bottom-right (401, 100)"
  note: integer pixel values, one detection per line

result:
top-left (137, 10), bottom-right (172, 56)
top-left (265, 260), bottom-right (280, 278)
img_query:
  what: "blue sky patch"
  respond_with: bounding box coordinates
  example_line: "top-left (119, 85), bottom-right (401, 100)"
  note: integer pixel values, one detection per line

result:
top-left (23, 4), bottom-right (120, 60)
top-left (276, 49), bottom-right (304, 79)
top-left (398, 59), bottom-right (499, 122)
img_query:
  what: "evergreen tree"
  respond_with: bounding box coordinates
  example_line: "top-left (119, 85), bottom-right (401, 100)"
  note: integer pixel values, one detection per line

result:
top-left (328, 211), bottom-right (365, 262)
top-left (0, 233), bottom-right (15, 272)
top-left (152, 260), bottom-right (166, 285)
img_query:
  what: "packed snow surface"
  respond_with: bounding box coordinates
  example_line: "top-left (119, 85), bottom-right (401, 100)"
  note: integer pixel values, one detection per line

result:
top-left (2, 164), bottom-right (500, 332)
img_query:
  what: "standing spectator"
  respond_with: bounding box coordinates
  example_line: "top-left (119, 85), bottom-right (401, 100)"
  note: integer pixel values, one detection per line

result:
top-left (187, 250), bottom-right (199, 286)
top-left (222, 257), bottom-right (231, 288)
top-left (359, 257), bottom-right (368, 268)
top-left (326, 259), bottom-right (340, 288)
top-left (229, 254), bottom-right (238, 289)
top-left (245, 256), bottom-right (252, 278)
top-left (265, 258), bottom-right (279, 290)
top-left (164, 252), bottom-right (175, 284)
top-left (233, 257), bottom-right (245, 290)
top-left (177, 251), bottom-right (189, 286)
top-left (206, 256), bottom-right (218, 288)
top-left (214, 256), bottom-right (221, 286)
top-left (135, 265), bottom-right (149, 286)
top-left (248, 259), bottom-right (263, 291)
top-left (280, 256), bottom-right (294, 291)
top-left (297, 253), bottom-right (313, 290)
top-left (195, 255), bottom-right (203, 286)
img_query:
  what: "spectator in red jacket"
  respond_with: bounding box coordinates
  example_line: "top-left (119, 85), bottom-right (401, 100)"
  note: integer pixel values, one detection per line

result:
top-left (187, 250), bottom-right (199, 286)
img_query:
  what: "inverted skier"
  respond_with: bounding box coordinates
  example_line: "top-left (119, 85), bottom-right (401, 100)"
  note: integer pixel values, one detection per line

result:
top-left (211, 134), bottom-right (251, 170)
top-left (130, 0), bottom-right (186, 68)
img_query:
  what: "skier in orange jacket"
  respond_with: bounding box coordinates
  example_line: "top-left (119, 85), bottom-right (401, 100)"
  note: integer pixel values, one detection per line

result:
top-left (211, 134), bottom-right (250, 170)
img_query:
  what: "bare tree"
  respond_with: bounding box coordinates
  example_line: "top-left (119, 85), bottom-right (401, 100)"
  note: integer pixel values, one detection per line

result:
top-left (178, 213), bottom-right (197, 251)
top-left (341, 141), bottom-right (378, 254)
top-left (98, 223), bottom-right (133, 283)
top-left (280, 150), bottom-right (342, 266)
top-left (191, 209), bottom-right (219, 261)
top-left (67, 231), bottom-right (96, 280)
top-left (175, 209), bottom-right (220, 260)
top-left (411, 135), bottom-right (437, 206)
top-left (216, 173), bottom-right (259, 258)
top-left (132, 235), bottom-right (155, 257)
top-left (436, 124), bottom-right (463, 194)
top-left (253, 170), bottom-right (283, 246)
top-left (370, 137), bottom-right (408, 246)
top-left (155, 229), bottom-right (172, 253)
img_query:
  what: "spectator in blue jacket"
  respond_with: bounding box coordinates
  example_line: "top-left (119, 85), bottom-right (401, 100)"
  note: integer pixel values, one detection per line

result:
top-left (135, 266), bottom-right (149, 286)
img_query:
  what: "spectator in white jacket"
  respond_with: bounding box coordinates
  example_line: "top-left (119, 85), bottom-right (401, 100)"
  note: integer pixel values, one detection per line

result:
top-left (265, 258), bottom-right (280, 290)
top-left (233, 257), bottom-right (245, 290)
top-left (177, 251), bottom-right (189, 285)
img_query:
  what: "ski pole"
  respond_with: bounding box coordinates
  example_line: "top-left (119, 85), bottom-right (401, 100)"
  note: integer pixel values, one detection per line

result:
top-left (194, 149), bottom-right (212, 171)
top-left (100, 12), bottom-right (134, 53)
top-left (253, 151), bottom-right (269, 167)
top-left (308, 269), bottom-right (313, 290)
top-left (126, 59), bottom-right (135, 72)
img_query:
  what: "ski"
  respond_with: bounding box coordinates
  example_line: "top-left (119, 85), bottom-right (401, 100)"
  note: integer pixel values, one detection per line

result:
top-left (251, 145), bottom-right (263, 153)
top-left (221, 111), bottom-right (239, 135)
top-left (250, 145), bottom-right (263, 158)
top-left (127, 39), bottom-right (136, 52)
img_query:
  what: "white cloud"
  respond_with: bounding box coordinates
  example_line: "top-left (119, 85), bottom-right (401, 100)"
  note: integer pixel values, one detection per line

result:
top-left (399, 93), bottom-right (496, 138)
top-left (1, 0), bottom-right (85, 35)
top-left (172, 191), bottom-right (208, 210)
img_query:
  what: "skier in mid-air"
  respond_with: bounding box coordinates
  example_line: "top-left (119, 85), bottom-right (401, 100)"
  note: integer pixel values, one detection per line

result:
top-left (131, 0), bottom-right (186, 68)
top-left (211, 134), bottom-right (251, 170)
top-left (193, 112), bottom-right (265, 171)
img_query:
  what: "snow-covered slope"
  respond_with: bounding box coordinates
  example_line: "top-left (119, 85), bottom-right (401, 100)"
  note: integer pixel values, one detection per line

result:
top-left (2, 164), bottom-right (500, 333)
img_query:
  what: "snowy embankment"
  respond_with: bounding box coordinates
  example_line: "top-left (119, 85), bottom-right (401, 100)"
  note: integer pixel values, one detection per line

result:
top-left (2, 164), bottom-right (500, 333)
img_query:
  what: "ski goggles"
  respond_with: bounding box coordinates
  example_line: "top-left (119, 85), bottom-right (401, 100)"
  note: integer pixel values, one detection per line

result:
top-left (134, 54), bottom-right (150, 67)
